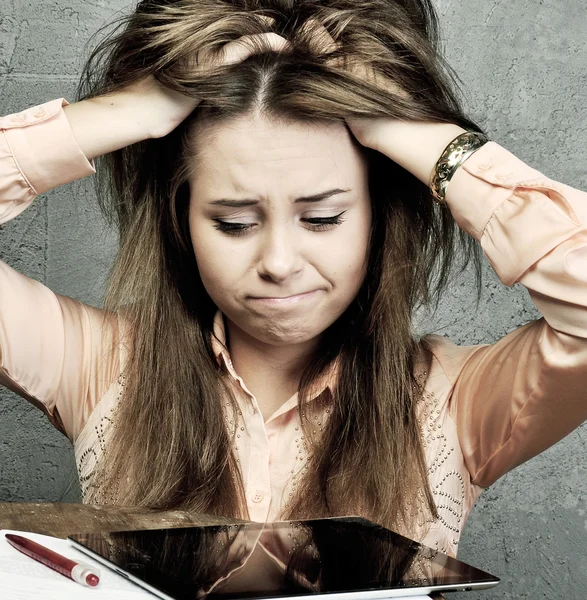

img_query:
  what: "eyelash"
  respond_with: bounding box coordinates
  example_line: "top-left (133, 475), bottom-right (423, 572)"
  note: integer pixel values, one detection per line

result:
top-left (212, 212), bottom-right (347, 237)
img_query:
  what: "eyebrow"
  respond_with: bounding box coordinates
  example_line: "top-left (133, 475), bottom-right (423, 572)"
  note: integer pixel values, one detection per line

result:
top-left (208, 188), bottom-right (351, 207)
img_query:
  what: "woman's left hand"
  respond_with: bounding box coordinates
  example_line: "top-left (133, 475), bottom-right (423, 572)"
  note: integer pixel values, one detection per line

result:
top-left (299, 18), bottom-right (409, 153)
top-left (301, 19), bottom-right (467, 184)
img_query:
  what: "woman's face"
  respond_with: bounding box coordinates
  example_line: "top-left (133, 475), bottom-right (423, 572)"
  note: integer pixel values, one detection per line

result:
top-left (188, 112), bottom-right (372, 347)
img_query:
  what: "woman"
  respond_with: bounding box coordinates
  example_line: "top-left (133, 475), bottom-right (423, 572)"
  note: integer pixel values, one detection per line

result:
top-left (0, 0), bottom-right (585, 563)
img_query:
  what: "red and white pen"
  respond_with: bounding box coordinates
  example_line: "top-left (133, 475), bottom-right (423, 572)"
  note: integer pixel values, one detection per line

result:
top-left (5, 533), bottom-right (101, 587)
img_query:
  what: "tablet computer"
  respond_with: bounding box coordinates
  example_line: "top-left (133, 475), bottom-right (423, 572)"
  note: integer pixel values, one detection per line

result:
top-left (68, 516), bottom-right (500, 599)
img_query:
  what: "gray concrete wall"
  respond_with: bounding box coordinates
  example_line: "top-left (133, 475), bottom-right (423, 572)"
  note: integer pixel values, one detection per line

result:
top-left (0, 0), bottom-right (585, 597)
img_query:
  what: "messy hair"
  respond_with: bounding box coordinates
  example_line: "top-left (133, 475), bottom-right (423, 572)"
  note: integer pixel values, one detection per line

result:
top-left (79, 0), bottom-right (482, 534)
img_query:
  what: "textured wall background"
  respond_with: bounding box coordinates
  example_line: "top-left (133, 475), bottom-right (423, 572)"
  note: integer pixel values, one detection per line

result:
top-left (0, 0), bottom-right (585, 597)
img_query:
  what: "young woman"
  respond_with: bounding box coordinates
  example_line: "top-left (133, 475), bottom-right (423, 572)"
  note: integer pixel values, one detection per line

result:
top-left (0, 0), bottom-right (585, 564)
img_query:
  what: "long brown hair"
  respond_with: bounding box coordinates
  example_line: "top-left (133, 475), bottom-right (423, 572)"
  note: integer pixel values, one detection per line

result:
top-left (79, 0), bottom-right (483, 532)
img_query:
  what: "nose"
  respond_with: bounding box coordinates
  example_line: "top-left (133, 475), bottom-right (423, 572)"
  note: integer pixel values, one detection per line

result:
top-left (256, 224), bottom-right (303, 283)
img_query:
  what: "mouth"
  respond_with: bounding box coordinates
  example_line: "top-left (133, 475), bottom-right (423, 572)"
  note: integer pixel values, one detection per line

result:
top-left (248, 290), bottom-right (320, 305)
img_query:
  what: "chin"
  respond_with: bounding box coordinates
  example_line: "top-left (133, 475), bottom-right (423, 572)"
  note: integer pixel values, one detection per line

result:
top-left (247, 317), bottom-right (326, 347)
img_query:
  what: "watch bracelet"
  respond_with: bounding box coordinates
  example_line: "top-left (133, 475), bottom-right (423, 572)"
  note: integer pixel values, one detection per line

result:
top-left (430, 131), bottom-right (489, 205)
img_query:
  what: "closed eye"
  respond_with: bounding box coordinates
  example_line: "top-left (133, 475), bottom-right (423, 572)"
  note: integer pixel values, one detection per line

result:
top-left (212, 220), bottom-right (254, 237)
top-left (302, 211), bottom-right (347, 230)
top-left (212, 211), bottom-right (347, 237)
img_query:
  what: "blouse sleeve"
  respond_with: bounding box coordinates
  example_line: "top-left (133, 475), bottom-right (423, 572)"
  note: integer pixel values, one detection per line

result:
top-left (0, 99), bottom-right (120, 443)
top-left (427, 141), bottom-right (587, 488)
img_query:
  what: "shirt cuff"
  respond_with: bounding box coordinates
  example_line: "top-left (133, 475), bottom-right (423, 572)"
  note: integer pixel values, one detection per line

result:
top-left (0, 98), bottom-right (96, 195)
top-left (446, 142), bottom-right (582, 285)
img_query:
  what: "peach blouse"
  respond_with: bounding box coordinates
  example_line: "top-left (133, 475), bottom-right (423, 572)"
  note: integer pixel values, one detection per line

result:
top-left (1, 98), bottom-right (586, 558)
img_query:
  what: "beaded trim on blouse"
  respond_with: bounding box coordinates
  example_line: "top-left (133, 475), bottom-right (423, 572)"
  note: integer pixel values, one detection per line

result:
top-left (76, 367), bottom-right (468, 557)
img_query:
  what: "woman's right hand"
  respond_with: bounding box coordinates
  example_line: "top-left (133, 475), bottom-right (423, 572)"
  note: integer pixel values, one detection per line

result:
top-left (123, 19), bottom-right (292, 140)
top-left (65, 20), bottom-right (291, 159)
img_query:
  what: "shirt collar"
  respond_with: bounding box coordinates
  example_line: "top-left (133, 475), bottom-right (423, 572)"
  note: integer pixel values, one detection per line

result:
top-left (211, 310), bottom-right (236, 376)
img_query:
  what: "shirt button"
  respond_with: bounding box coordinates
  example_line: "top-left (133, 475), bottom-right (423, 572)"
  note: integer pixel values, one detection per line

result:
top-left (33, 107), bottom-right (46, 119)
top-left (477, 162), bottom-right (492, 170)
top-left (251, 491), bottom-right (264, 503)
top-left (10, 113), bottom-right (25, 123)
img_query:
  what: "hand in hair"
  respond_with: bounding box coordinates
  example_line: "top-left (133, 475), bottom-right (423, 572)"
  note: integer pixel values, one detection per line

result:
top-left (299, 18), bottom-right (411, 152)
top-left (191, 16), bottom-right (291, 72)
top-left (64, 16), bottom-right (292, 157)
top-left (148, 15), bottom-right (292, 139)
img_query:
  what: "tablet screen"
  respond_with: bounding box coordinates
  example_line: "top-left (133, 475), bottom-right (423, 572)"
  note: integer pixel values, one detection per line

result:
top-left (69, 517), bottom-right (499, 599)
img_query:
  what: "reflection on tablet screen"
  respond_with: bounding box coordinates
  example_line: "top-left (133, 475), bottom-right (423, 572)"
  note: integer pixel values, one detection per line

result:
top-left (68, 517), bottom-right (499, 599)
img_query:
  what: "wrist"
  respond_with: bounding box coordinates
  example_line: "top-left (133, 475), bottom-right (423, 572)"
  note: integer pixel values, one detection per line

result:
top-left (121, 76), bottom-right (200, 140)
top-left (100, 78), bottom-right (172, 141)
top-left (374, 120), bottom-right (467, 185)
top-left (64, 92), bottom-right (153, 160)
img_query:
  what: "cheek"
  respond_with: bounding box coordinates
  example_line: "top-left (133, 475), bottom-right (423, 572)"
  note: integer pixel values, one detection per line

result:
top-left (306, 234), bottom-right (370, 328)
top-left (326, 214), bottom-right (371, 287)
top-left (189, 220), bottom-right (241, 301)
top-left (322, 243), bottom-right (367, 286)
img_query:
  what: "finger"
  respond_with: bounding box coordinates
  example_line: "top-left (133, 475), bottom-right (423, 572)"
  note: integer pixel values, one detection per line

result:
top-left (300, 18), bottom-right (339, 55)
top-left (221, 32), bottom-right (292, 66)
top-left (255, 15), bottom-right (276, 28)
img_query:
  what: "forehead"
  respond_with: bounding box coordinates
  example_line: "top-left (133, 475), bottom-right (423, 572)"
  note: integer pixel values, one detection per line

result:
top-left (188, 112), bottom-right (369, 196)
